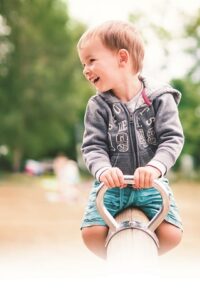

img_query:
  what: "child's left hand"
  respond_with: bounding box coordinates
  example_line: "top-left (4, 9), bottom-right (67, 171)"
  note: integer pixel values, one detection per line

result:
top-left (133, 166), bottom-right (161, 189)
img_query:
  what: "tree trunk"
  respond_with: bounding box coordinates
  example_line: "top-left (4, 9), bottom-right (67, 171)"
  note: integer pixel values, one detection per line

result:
top-left (13, 148), bottom-right (23, 172)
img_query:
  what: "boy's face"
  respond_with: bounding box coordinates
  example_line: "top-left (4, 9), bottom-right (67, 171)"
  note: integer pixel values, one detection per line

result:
top-left (78, 37), bottom-right (121, 93)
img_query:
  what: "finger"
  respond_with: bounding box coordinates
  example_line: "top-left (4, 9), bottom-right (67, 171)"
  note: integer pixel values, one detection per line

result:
top-left (143, 172), bottom-right (151, 189)
top-left (100, 176), bottom-right (111, 188)
top-left (100, 172), bottom-right (115, 188)
top-left (105, 174), bottom-right (116, 188)
top-left (133, 169), bottom-right (140, 189)
top-left (138, 169), bottom-right (145, 189)
top-left (148, 173), bottom-right (154, 188)
top-left (115, 168), bottom-right (125, 186)
top-left (111, 168), bottom-right (122, 187)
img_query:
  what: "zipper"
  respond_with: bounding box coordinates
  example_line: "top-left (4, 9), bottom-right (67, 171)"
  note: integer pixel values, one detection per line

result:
top-left (132, 111), bottom-right (140, 167)
top-left (122, 104), bottom-right (140, 169)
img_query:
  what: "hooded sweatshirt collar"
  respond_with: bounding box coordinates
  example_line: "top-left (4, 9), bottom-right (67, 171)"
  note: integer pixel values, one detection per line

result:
top-left (97, 75), bottom-right (181, 105)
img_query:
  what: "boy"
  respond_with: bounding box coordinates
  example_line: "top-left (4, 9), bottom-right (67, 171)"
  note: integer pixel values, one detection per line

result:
top-left (77, 20), bottom-right (184, 259)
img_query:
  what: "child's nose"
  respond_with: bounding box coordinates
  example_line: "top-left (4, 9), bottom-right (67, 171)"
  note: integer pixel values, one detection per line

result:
top-left (83, 65), bottom-right (91, 77)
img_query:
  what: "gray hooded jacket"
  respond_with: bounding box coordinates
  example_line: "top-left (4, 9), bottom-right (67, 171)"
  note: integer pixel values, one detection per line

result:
top-left (81, 76), bottom-right (184, 179)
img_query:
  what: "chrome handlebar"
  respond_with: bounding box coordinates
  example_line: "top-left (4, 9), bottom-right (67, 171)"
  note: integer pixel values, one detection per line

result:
top-left (96, 175), bottom-right (170, 233)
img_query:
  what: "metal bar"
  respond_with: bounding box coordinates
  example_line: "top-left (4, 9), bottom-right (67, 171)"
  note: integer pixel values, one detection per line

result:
top-left (96, 175), bottom-right (170, 233)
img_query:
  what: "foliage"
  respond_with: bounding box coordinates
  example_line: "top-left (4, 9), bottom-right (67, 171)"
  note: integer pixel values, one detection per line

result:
top-left (172, 78), bottom-right (200, 168)
top-left (172, 9), bottom-right (200, 168)
top-left (184, 9), bottom-right (200, 82)
top-left (130, 9), bottom-right (200, 169)
top-left (0, 0), bottom-right (92, 170)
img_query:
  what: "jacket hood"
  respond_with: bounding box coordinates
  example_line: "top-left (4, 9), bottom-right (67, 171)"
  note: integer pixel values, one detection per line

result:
top-left (97, 76), bottom-right (181, 105)
top-left (140, 76), bottom-right (181, 105)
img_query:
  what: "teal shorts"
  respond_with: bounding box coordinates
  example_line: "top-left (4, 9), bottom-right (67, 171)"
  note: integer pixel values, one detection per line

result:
top-left (81, 177), bottom-right (183, 230)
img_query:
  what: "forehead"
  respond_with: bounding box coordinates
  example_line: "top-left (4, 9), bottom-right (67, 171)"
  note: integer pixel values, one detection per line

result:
top-left (79, 37), bottom-right (103, 54)
top-left (79, 37), bottom-right (116, 62)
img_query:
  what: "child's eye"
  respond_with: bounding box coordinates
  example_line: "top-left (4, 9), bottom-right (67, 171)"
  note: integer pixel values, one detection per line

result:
top-left (89, 58), bottom-right (95, 63)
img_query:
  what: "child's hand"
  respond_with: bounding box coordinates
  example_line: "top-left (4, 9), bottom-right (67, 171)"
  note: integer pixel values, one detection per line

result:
top-left (99, 167), bottom-right (127, 189)
top-left (133, 166), bottom-right (161, 189)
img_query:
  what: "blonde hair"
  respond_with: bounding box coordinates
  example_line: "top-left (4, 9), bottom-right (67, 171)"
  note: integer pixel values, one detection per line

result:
top-left (77, 20), bottom-right (145, 74)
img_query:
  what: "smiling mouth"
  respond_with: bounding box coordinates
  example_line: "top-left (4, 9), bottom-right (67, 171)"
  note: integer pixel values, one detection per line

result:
top-left (93, 77), bottom-right (100, 84)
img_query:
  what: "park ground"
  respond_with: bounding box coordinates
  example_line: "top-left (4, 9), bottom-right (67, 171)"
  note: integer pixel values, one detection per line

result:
top-left (0, 174), bottom-right (199, 282)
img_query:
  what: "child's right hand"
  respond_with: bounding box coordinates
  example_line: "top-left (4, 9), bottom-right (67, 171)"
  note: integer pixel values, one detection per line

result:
top-left (99, 167), bottom-right (127, 189)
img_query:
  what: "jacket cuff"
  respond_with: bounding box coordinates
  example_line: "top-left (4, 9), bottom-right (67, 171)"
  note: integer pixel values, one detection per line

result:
top-left (146, 160), bottom-right (166, 176)
top-left (95, 167), bottom-right (111, 181)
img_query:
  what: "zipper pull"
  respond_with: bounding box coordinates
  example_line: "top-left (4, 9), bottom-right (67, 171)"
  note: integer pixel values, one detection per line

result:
top-left (130, 113), bottom-right (134, 123)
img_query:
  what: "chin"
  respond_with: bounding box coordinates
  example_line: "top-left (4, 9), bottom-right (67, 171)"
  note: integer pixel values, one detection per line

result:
top-left (96, 87), bottom-right (110, 93)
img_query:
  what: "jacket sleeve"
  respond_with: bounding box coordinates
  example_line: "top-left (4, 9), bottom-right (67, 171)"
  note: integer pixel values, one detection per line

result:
top-left (81, 97), bottom-right (112, 179)
top-left (148, 93), bottom-right (184, 173)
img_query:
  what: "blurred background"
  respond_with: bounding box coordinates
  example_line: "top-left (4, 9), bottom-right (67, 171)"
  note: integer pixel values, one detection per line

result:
top-left (0, 0), bottom-right (200, 283)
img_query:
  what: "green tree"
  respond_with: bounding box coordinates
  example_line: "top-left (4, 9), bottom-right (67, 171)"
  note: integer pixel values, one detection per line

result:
top-left (172, 78), bottom-right (200, 168)
top-left (129, 10), bottom-right (200, 170)
top-left (0, 0), bottom-right (92, 170)
top-left (171, 10), bottom-right (200, 168)
top-left (184, 8), bottom-right (200, 82)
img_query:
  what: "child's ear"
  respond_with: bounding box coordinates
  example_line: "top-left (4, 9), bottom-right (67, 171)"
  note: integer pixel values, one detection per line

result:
top-left (118, 49), bottom-right (129, 66)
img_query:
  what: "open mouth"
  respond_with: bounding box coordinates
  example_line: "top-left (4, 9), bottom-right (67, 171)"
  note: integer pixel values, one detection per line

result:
top-left (93, 77), bottom-right (100, 84)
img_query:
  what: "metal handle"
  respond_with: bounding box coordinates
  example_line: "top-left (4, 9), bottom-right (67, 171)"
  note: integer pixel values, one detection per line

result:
top-left (96, 175), bottom-right (170, 233)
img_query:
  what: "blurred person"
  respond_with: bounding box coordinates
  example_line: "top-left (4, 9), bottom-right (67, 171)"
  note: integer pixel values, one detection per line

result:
top-left (53, 154), bottom-right (80, 202)
top-left (25, 159), bottom-right (44, 176)
top-left (77, 20), bottom-right (184, 259)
